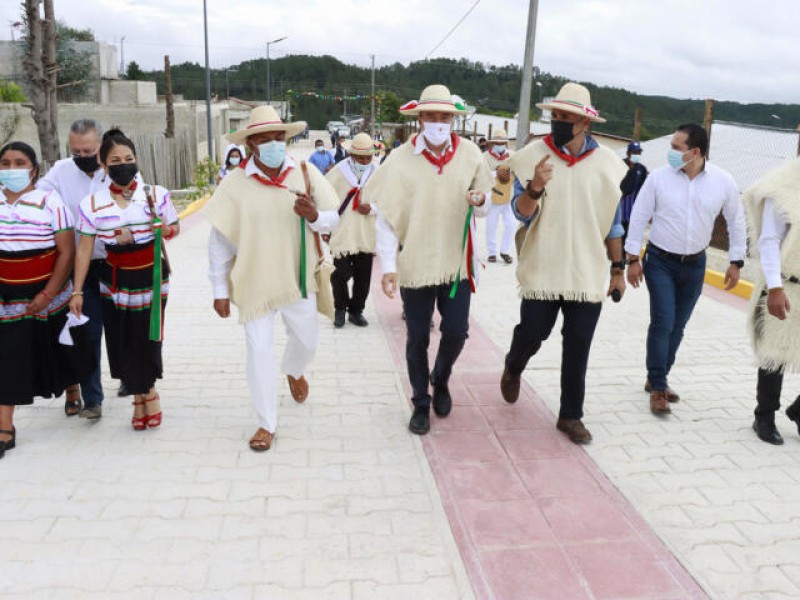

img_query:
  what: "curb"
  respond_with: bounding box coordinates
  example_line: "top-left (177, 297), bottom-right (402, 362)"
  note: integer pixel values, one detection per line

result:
top-left (704, 268), bottom-right (754, 300)
top-left (177, 193), bottom-right (210, 220)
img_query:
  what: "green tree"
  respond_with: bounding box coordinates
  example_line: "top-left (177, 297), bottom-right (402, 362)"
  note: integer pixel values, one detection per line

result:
top-left (0, 78), bottom-right (27, 102)
top-left (55, 20), bottom-right (94, 101)
top-left (125, 61), bottom-right (147, 81)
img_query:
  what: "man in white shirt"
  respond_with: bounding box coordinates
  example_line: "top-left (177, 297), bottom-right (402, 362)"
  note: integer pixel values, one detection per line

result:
top-left (38, 119), bottom-right (110, 419)
top-left (742, 157), bottom-right (800, 445)
top-left (625, 123), bottom-right (746, 415)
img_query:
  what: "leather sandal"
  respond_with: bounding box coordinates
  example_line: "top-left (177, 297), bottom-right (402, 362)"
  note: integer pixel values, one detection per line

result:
top-left (131, 399), bottom-right (147, 431)
top-left (64, 386), bottom-right (82, 417)
top-left (144, 392), bottom-right (162, 429)
top-left (287, 375), bottom-right (308, 403)
top-left (249, 428), bottom-right (273, 452)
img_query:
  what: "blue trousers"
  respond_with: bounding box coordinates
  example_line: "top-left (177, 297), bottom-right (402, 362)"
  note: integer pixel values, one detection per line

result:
top-left (79, 260), bottom-right (105, 408)
top-left (400, 280), bottom-right (470, 408)
top-left (643, 248), bottom-right (706, 391)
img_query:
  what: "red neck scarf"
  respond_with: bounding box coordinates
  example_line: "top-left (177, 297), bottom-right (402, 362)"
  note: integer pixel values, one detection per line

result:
top-left (346, 187), bottom-right (362, 210)
top-left (543, 135), bottom-right (596, 167)
top-left (488, 148), bottom-right (508, 161)
top-left (247, 157), bottom-right (293, 189)
top-left (109, 180), bottom-right (138, 196)
top-left (415, 133), bottom-right (460, 174)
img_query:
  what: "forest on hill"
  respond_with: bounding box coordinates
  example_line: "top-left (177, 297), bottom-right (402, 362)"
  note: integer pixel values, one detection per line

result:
top-left (130, 54), bottom-right (800, 140)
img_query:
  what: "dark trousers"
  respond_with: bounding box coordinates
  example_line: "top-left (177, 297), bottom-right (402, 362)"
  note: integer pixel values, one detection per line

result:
top-left (80, 260), bottom-right (105, 408)
top-left (331, 253), bottom-right (373, 314)
top-left (643, 248), bottom-right (706, 390)
top-left (505, 298), bottom-right (602, 420)
top-left (756, 367), bottom-right (784, 419)
top-left (401, 280), bottom-right (470, 408)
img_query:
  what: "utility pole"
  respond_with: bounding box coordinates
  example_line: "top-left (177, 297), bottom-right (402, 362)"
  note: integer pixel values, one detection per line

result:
top-left (265, 36), bottom-right (287, 104)
top-left (119, 36), bottom-right (126, 76)
top-left (515, 0), bottom-right (539, 150)
top-left (202, 0), bottom-right (213, 179)
top-left (370, 54), bottom-right (376, 138)
top-left (164, 55), bottom-right (174, 138)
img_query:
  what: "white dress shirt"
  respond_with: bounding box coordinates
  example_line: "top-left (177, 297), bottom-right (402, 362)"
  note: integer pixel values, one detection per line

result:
top-left (376, 135), bottom-right (490, 275)
top-left (208, 157), bottom-right (340, 299)
top-left (624, 161), bottom-right (746, 261)
top-left (758, 198), bottom-right (789, 290)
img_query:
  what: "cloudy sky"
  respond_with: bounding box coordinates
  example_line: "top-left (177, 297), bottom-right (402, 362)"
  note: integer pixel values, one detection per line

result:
top-left (2, 0), bottom-right (795, 105)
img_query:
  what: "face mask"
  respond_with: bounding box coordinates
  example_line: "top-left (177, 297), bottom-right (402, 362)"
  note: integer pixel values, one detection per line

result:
top-left (667, 149), bottom-right (689, 169)
top-left (228, 156), bottom-right (241, 166)
top-left (493, 144), bottom-right (506, 155)
top-left (108, 163), bottom-right (139, 187)
top-left (421, 122), bottom-right (451, 146)
top-left (258, 141), bottom-right (285, 169)
top-left (73, 154), bottom-right (99, 174)
top-left (629, 154), bottom-right (641, 164)
top-left (352, 160), bottom-right (370, 177)
top-left (550, 120), bottom-right (575, 147)
top-left (316, 146), bottom-right (325, 153)
top-left (0, 168), bottom-right (31, 193)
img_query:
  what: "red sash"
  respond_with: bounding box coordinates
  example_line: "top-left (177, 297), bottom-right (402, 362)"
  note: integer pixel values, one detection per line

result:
top-left (247, 158), bottom-right (294, 189)
top-left (415, 133), bottom-right (460, 174)
top-left (543, 135), bottom-right (596, 167)
top-left (0, 249), bottom-right (57, 284)
top-left (348, 187), bottom-right (361, 210)
top-left (105, 245), bottom-right (155, 292)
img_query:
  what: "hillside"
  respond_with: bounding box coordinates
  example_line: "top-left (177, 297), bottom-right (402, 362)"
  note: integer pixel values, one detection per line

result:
top-left (135, 55), bottom-right (800, 140)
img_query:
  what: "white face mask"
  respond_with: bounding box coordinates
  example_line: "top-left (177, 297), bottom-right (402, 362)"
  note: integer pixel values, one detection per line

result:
top-left (229, 156), bottom-right (241, 166)
top-left (493, 144), bottom-right (506, 154)
top-left (352, 160), bottom-right (370, 178)
top-left (421, 121), bottom-right (451, 146)
top-left (316, 146), bottom-right (325, 153)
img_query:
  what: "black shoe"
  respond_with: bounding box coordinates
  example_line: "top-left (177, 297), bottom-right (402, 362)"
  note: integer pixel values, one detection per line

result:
top-left (334, 309), bottom-right (346, 328)
top-left (430, 375), bottom-right (452, 417)
top-left (117, 383), bottom-right (131, 397)
top-left (753, 419), bottom-right (784, 445)
top-left (408, 406), bottom-right (430, 435)
top-left (500, 367), bottom-right (520, 404)
top-left (786, 399), bottom-right (800, 436)
top-left (348, 312), bottom-right (368, 327)
top-left (0, 427), bottom-right (16, 459)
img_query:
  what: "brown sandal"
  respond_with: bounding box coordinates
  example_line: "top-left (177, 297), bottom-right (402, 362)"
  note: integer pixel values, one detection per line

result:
top-left (64, 385), bottom-right (82, 417)
top-left (249, 428), bottom-right (273, 452)
top-left (287, 375), bottom-right (308, 403)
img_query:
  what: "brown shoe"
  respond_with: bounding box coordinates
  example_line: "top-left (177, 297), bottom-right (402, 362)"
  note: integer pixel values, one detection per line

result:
top-left (249, 428), bottom-right (273, 452)
top-left (500, 367), bottom-right (520, 404)
top-left (650, 390), bottom-right (671, 414)
top-left (644, 379), bottom-right (680, 402)
top-left (287, 375), bottom-right (308, 403)
top-left (556, 418), bottom-right (592, 444)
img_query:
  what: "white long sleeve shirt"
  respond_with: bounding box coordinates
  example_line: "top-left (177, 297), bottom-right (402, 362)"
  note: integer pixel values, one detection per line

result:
top-left (758, 198), bottom-right (789, 290)
top-left (376, 134), bottom-right (490, 275)
top-left (624, 161), bottom-right (746, 261)
top-left (207, 157), bottom-right (340, 299)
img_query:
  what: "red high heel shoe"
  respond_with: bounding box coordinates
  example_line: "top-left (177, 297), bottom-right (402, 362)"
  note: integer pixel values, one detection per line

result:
top-left (131, 399), bottom-right (146, 431)
top-left (144, 392), bottom-right (162, 429)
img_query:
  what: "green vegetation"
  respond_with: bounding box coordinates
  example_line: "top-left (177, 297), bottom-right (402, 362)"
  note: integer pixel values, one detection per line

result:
top-left (134, 55), bottom-right (800, 140)
top-left (0, 78), bottom-right (26, 102)
top-left (55, 20), bottom-right (94, 101)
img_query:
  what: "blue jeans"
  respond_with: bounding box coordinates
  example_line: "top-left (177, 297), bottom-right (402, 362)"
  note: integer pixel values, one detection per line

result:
top-left (400, 280), bottom-right (471, 408)
top-left (80, 260), bottom-right (105, 408)
top-left (643, 248), bottom-right (706, 391)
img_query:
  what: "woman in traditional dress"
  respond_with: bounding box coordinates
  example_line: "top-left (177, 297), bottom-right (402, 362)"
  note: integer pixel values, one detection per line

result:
top-left (0, 142), bottom-right (81, 458)
top-left (216, 144), bottom-right (245, 183)
top-left (70, 129), bottom-right (180, 430)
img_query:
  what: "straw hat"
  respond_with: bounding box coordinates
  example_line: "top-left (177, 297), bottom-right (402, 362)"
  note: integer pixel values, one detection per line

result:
top-left (489, 130), bottom-right (509, 143)
top-left (227, 105), bottom-right (306, 144)
top-left (347, 132), bottom-right (378, 156)
top-left (398, 84), bottom-right (467, 116)
top-left (536, 82), bottom-right (606, 123)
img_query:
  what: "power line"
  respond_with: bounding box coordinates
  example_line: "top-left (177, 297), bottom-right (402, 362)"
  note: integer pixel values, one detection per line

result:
top-left (424, 0), bottom-right (481, 60)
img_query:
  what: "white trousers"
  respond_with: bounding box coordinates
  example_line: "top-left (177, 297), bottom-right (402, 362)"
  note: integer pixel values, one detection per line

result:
top-left (485, 202), bottom-right (516, 256)
top-left (243, 294), bottom-right (319, 433)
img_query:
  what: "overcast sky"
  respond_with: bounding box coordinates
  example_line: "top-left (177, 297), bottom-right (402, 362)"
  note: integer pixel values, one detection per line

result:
top-left (2, 0), bottom-right (796, 105)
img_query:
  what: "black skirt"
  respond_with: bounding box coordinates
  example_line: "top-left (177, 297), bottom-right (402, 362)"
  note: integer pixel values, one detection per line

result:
top-left (0, 248), bottom-right (94, 406)
top-left (99, 243), bottom-right (169, 395)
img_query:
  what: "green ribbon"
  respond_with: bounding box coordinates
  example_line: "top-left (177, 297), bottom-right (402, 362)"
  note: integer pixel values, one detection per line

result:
top-left (449, 205), bottom-right (473, 299)
top-left (149, 217), bottom-right (163, 341)
top-left (300, 217), bottom-right (307, 298)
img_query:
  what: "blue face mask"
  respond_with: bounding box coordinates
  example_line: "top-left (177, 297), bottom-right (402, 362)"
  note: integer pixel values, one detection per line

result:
top-left (258, 141), bottom-right (286, 169)
top-left (667, 149), bottom-right (688, 169)
top-left (0, 168), bottom-right (32, 193)
top-left (629, 154), bottom-right (641, 164)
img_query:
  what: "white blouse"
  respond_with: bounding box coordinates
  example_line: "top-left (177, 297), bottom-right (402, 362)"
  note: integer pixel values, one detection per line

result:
top-left (0, 188), bottom-right (73, 252)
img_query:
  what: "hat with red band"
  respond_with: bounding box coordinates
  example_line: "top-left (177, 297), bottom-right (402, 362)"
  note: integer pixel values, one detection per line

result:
top-left (536, 82), bottom-right (606, 123)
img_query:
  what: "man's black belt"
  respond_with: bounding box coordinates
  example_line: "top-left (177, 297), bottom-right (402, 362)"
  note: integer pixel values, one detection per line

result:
top-left (647, 243), bottom-right (705, 263)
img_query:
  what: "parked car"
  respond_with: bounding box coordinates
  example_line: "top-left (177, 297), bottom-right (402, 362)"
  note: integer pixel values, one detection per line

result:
top-left (326, 121), bottom-right (345, 134)
top-left (336, 126), bottom-right (351, 139)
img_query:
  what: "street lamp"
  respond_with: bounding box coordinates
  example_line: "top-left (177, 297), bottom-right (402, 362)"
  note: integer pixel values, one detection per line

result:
top-left (535, 81), bottom-right (543, 103)
top-left (266, 36), bottom-right (287, 105)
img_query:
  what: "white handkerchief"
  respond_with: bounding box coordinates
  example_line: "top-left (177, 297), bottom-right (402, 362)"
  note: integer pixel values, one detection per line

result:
top-left (59, 313), bottom-right (90, 346)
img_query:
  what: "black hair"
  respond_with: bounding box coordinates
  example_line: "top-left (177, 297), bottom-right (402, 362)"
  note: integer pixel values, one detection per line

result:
top-left (225, 146), bottom-right (243, 168)
top-left (99, 128), bottom-right (137, 164)
top-left (676, 123), bottom-right (708, 157)
top-left (0, 141), bottom-right (40, 181)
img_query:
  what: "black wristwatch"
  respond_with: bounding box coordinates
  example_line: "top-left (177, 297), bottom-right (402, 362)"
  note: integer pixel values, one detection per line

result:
top-left (610, 260), bottom-right (626, 274)
top-left (730, 260), bottom-right (744, 268)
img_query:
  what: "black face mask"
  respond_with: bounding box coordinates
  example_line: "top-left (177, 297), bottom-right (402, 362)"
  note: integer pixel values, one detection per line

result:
top-left (108, 163), bottom-right (138, 187)
top-left (73, 154), bottom-right (100, 174)
top-left (550, 120), bottom-right (576, 148)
